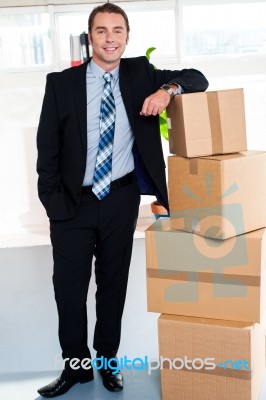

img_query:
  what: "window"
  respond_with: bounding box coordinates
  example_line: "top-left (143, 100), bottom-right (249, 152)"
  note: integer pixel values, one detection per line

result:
top-left (0, 10), bottom-right (52, 68)
top-left (56, 12), bottom-right (90, 63)
top-left (182, 1), bottom-right (266, 59)
top-left (1, 1), bottom-right (265, 73)
top-left (120, 1), bottom-right (176, 59)
top-left (54, 1), bottom-right (176, 66)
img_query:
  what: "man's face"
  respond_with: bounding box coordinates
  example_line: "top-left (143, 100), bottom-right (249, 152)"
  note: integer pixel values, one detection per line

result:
top-left (89, 12), bottom-right (129, 71)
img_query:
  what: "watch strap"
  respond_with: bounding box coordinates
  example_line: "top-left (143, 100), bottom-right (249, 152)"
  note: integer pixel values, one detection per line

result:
top-left (160, 84), bottom-right (175, 98)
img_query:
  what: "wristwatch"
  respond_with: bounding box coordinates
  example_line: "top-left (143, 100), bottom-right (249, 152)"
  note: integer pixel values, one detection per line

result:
top-left (159, 84), bottom-right (176, 99)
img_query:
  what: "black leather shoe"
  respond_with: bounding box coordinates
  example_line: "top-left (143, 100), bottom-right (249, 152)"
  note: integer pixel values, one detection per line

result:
top-left (96, 358), bottom-right (123, 392)
top-left (37, 372), bottom-right (94, 398)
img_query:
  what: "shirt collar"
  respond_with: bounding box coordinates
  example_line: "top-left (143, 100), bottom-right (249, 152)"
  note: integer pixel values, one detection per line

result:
top-left (88, 59), bottom-right (119, 82)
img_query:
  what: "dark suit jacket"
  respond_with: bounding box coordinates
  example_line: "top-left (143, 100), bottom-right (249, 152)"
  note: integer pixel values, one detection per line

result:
top-left (37, 56), bottom-right (208, 220)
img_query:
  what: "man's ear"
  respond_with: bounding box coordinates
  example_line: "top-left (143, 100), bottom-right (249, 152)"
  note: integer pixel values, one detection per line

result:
top-left (126, 34), bottom-right (129, 45)
top-left (88, 33), bottom-right (92, 45)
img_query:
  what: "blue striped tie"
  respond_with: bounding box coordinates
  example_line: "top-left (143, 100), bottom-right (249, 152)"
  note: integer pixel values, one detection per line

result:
top-left (92, 72), bottom-right (116, 200)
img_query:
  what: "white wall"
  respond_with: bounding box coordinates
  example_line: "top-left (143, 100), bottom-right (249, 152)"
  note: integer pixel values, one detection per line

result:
top-left (0, 71), bottom-right (49, 238)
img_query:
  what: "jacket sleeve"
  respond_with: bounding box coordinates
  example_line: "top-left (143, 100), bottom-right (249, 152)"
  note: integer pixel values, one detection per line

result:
top-left (143, 57), bottom-right (209, 93)
top-left (168, 69), bottom-right (209, 93)
top-left (36, 74), bottom-right (63, 207)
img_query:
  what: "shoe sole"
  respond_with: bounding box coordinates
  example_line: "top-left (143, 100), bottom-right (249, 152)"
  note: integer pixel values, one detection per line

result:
top-left (38, 376), bottom-right (94, 398)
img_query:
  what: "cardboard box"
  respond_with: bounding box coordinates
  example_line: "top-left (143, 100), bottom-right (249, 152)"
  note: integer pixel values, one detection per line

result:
top-left (167, 88), bottom-right (247, 158)
top-left (168, 151), bottom-right (266, 239)
top-left (146, 218), bottom-right (266, 323)
top-left (158, 314), bottom-right (265, 400)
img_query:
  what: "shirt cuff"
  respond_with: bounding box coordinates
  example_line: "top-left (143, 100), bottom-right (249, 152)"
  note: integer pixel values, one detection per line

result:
top-left (169, 82), bottom-right (184, 95)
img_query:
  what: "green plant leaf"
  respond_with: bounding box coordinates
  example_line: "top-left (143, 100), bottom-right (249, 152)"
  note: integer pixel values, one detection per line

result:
top-left (145, 47), bottom-right (156, 61)
top-left (145, 46), bottom-right (169, 140)
top-left (159, 110), bottom-right (169, 140)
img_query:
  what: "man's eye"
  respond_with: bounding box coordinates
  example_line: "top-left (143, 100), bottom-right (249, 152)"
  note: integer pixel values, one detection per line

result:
top-left (114, 30), bottom-right (122, 34)
top-left (97, 30), bottom-right (104, 34)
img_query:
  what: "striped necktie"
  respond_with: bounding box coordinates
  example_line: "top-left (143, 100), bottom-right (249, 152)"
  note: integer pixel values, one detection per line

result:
top-left (92, 72), bottom-right (116, 200)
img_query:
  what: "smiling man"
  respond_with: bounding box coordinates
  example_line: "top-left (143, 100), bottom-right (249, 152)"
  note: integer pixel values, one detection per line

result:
top-left (36, 2), bottom-right (208, 398)
top-left (89, 11), bottom-right (128, 68)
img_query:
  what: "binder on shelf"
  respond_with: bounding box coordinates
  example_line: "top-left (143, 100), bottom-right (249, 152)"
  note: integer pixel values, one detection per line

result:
top-left (80, 31), bottom-right (90, 62)
top-left (70, 34), bottom-right (82, 67)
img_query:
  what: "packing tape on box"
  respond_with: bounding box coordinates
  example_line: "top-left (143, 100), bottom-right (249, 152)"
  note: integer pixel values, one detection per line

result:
top-left (161, 360), bottom-right (251, 380)
top-left (147, 268), bottom-right (260, 287)
top-left (186, 92), bottom-right (223, 166)
top-left (189, 158), bottom-right (198, 175)
top-left (207, 91), bottom-right (224, 154)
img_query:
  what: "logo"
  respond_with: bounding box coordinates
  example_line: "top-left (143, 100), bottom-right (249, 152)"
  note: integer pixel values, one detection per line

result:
top-left (172, 172), bottom-right (245, 239)
top-left (154, 173), bottom-right (248, 301)
top-left (217, 359), bottom-right (250, 370)
top-left (54, 354), bottom-right (250, 375)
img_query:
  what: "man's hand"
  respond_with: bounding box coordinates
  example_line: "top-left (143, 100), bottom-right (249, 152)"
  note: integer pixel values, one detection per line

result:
top-left (140, 89), bottom-right (171, 116)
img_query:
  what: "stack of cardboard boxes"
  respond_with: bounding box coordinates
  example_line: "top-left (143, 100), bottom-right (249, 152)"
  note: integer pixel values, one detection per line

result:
top-left (145, 89), bottom-right (266, 399)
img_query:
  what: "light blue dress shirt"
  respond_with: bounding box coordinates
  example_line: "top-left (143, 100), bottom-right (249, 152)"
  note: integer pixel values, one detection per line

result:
top-left (82, 60), bottom-right (135, 186)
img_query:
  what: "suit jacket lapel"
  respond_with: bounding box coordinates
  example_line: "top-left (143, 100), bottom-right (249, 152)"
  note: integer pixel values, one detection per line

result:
top-left (73, 61), bottom-right (89, 157)
top-left (119, 59), bottom-right (136, 134)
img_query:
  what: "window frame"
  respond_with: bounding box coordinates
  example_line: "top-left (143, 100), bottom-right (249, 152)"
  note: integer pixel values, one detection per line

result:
top-left (0, 0), bottom-right (265, 75)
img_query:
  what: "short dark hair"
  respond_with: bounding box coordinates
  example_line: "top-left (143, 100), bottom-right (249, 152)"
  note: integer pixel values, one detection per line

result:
top-left (88, 2), bottom-right (130, 33)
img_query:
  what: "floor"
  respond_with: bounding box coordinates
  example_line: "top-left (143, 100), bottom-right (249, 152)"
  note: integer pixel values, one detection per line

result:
top-left (0, 369), bottom-right (161, 400)
top-left (0, 238), bottom-right (162, 400)
top-left (1, 238), bottom-right (266, 400)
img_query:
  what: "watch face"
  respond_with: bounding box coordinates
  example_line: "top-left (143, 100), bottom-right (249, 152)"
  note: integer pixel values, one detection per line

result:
top-left (161, 84), bottom-right (174, 95)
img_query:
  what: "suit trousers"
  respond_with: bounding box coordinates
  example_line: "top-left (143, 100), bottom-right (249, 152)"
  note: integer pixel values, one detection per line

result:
top-left (50, 178), bottom-right (140, 366)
